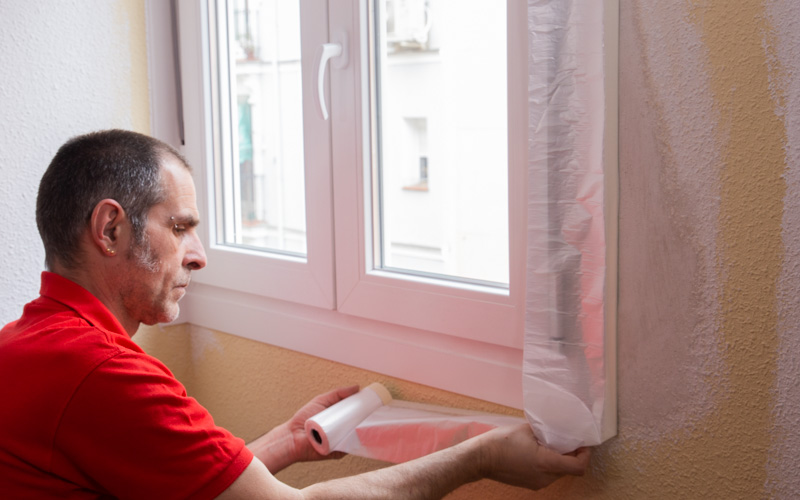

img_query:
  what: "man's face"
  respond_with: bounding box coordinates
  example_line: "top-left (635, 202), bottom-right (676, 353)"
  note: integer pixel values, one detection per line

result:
top-left (119, 156), bottom-right (207, 326)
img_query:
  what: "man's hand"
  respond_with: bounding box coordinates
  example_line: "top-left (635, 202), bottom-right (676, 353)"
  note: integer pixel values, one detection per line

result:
top-left (248, 385), bottom-right (360, 473)
top-left (478, 424), bottom-right (591, 490)
top-left (282, 385), bottom-right (360, 462)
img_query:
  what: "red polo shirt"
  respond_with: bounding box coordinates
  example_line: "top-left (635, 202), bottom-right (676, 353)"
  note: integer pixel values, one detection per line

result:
top-left (0, 272), bottom-right (253, 499)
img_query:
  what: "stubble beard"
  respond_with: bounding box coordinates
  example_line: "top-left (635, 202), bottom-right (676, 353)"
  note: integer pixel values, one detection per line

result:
top-left (130, 233), bottom-right (161, 274)
top-left (127, 234), bottom-right (180, 324)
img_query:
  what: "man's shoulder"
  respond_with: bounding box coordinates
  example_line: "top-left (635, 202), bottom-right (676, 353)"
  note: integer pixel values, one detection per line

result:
top-left (4, 304), bottom-right (115, 351)
top-left (0, 300), bottom-right (146, 466)
top-left (0, 297), bottom-right (146, 390)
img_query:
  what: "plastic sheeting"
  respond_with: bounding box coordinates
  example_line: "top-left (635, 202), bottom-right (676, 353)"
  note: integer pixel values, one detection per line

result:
top-left (524, 1), bottom-right (610, 454)
top-left (306, 383), bottom-right (526, 463)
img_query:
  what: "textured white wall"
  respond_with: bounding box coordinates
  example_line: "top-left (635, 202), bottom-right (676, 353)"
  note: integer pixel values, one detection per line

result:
top-left (0, 0), bottom-right (149, 324)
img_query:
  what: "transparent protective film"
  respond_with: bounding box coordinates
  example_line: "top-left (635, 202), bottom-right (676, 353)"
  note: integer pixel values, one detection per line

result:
top-left (524, 1), bottom-right (612, 454)
top-left (306, 384), bottom-right (525, 463)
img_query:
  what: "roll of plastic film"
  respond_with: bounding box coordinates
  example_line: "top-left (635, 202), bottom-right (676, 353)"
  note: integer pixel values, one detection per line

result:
top-left (304, 383), bottom-right (393, 455)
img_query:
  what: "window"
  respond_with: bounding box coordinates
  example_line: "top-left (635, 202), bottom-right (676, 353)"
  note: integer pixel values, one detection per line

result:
top-left (374, 1), bottom-right (509, 285)
top-left (299, 0), bottom-right (521, 350)
top-left (223, 0), bottom-right (307, 255)
top-left (147, 0), bottom-right (615, 409)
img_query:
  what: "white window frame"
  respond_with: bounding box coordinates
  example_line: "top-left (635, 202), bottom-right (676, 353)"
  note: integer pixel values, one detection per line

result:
top-left (327, 1), bottom-right (528, 349)
top-left (145, 0), bottom-right (611, 409)
top-left (179, 0), bottom-right (338, 310)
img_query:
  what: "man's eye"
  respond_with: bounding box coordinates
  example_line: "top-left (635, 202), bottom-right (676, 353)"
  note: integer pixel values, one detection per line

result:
top-left (173, 224), bottom-right (187, 233)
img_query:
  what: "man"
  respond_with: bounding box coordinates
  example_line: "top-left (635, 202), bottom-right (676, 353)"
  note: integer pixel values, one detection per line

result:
top-left (0, 129), bottom-right (589, 498)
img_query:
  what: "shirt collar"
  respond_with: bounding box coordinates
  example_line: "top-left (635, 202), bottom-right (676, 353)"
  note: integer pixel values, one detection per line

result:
top-left (39, 271), bottom-right (129, 337)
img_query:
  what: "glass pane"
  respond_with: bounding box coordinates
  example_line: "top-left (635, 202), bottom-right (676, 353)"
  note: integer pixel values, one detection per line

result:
top-left (371, 0), bottom-right (509, 286)
top-left (219, 0), bottom-right (306, 256)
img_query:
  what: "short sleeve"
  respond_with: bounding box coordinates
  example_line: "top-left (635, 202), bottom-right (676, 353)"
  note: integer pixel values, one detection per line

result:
top-left (52, 352), bottom-right (254, 500)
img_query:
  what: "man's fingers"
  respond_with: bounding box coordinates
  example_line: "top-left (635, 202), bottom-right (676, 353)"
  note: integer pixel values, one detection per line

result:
top-left (314, 385), bottom-right (360, 407)
top-left (572, 447), bottom-right (592, 474)
top-left (335, 385), bottom-right (360, 400)
top-left (536, 445), bottom-right (591, 476)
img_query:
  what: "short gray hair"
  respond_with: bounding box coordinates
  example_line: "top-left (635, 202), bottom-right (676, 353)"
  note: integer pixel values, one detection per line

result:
top-left (36, 129), bottom-right (190, 270)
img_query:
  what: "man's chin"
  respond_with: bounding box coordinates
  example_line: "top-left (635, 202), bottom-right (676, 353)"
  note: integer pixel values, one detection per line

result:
top-left (161, 305), bottom-right (180, 324)
top-left (142, 305), bottom-right (180, 326)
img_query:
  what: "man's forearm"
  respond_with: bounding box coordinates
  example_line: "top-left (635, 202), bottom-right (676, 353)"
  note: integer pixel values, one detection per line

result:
top-left (247, 423), bottom-right (297, 474)
top-left (245, 418), bottom-right (483, 497)
top-left (300, 434), bottom-right (483, 500)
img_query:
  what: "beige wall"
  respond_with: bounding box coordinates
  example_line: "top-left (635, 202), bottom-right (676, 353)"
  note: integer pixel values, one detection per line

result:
top-left (136, 0), bottom-right (800, 498)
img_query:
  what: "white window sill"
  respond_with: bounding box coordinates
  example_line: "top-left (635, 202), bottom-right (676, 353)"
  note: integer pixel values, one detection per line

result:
top-left (178, 282), bottom-right (524, 409)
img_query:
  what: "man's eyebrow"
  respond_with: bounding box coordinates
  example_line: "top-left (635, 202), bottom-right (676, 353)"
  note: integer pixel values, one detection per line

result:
top-left (170, 215), bottom-right (201, 227)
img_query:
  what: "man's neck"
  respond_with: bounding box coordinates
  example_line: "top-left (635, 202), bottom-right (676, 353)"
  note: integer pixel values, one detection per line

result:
top-left (50, 262), bottom-right (140, 337)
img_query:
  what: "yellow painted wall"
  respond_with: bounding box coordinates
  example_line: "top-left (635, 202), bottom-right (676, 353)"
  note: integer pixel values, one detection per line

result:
top-left (117, 0), bottom-right (151, 134)
top-left (137, 0), bottom-right (800, 498)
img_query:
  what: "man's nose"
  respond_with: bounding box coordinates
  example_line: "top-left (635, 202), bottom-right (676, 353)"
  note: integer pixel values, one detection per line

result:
top-left (184, 232), bottom-right (207, 270)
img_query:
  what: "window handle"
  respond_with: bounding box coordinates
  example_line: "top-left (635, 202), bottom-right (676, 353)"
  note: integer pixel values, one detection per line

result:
top-left (315, 43), bottom-right (342, 120)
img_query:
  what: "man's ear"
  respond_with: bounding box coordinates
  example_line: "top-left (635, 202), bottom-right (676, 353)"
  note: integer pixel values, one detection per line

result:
top-left (90, 199), bottom-right (126, 256)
